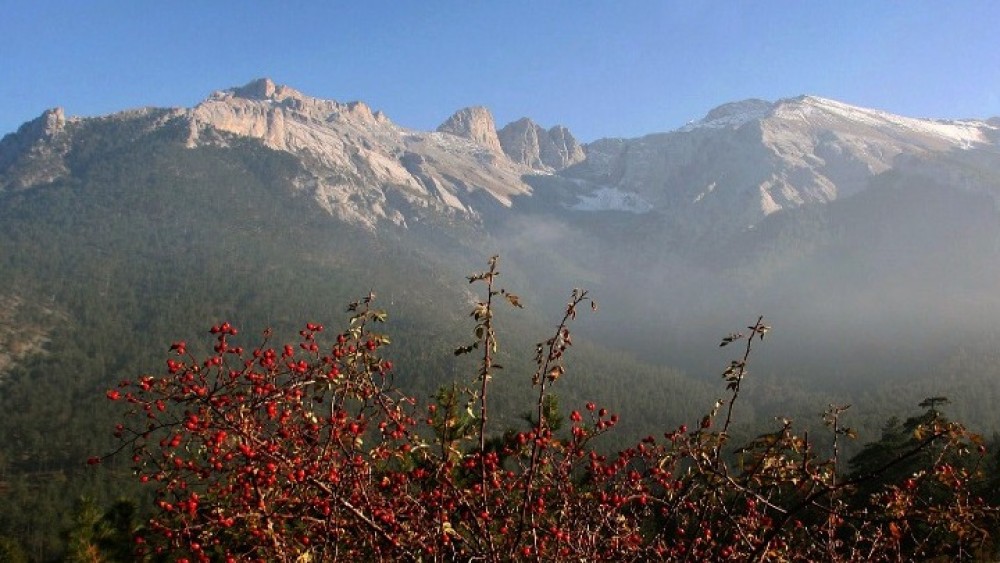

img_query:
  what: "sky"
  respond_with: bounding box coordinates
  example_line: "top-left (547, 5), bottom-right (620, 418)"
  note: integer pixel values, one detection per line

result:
top-left (2, 2), bottom-right (999, 142)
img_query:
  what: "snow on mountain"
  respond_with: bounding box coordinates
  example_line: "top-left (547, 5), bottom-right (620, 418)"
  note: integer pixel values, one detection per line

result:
top-left (570, 186), bottom-right (653, 213)
top-left (786, 96), bottom-right (993, 148)
top-left (681, 95), bottom-right (995, 148)
top-left (681, 99), bottom-right (773, 131)
top-left (566, 94), bottom-right (1000, 229)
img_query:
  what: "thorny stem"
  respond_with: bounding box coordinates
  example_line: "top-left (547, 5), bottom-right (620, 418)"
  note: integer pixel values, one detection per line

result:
top-left (825, 403), bottom-right (850, 560)
top-left (478, 257), bottom-right (498, 472)
top-left (473, 256), bottom-right (501, 561)
top-left (716, 315), bottom-right (765, 469)
top-left (514, 288), bottom-right (592, 555)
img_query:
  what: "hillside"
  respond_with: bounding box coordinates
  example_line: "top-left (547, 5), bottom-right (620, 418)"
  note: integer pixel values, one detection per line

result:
top-left (3, 79), bottom-right (1000, 558)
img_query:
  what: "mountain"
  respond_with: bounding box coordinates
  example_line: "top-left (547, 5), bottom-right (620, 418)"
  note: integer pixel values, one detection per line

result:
top-left (4, 78), bottom-right (1000, 558)
top-left (561, 95), bottom-right (999, 231)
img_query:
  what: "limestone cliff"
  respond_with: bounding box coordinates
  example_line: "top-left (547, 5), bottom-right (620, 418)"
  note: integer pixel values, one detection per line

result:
top-left (497, 117), bottom-right (584, 171)
top-left (186, 79), bottom-right (531, 227)
top-left (436, 106), bottom-right (503, 155)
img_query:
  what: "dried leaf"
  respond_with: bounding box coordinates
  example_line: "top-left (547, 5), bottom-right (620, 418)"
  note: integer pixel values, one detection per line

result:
top-left (504, 293), bottom-right (524, 308)
top-left (548, 365), bottom-right (565, 382)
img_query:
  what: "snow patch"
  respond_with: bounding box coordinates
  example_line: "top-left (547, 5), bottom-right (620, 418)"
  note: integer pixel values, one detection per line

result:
top-left (570, 187), bottom-right (653, 213)
top-left (692, 182), bottom-right (717, 203)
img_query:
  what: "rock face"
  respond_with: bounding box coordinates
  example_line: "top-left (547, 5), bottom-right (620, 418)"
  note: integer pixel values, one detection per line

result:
top-left (185, 79), bottom-right (531, 227)
top-left (497, 118), bottom-right (585, 171)
top-left (436, 106), bottom-right (503, 155)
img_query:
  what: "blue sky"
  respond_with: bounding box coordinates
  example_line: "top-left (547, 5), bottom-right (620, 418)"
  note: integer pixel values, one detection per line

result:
top-left (2, 2), bottom-right (999, 141)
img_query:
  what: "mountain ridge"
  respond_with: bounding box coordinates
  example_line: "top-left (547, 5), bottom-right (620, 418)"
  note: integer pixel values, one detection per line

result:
top-left (3, 78), bottom-right (999, 230)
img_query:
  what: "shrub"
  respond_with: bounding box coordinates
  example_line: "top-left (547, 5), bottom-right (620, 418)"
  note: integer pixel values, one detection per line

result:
top-left (104, 257), bottom-right (997, 561)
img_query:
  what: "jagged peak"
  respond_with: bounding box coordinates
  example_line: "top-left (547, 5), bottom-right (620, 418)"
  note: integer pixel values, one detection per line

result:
top-left (501, 116), bottom-right (536, 130)
top-left (436, 106), bottom-right (502, 153)
top-left (438, 106), bottom-right (496, 131)
top-left (498, 117), bottom-right (576, 139)
top-left (207, 78), bottom-right (311, 105)
top-left (194, 79), bottom-right (394, 131)
top-left (547, 124), bottom-right (572, 136)
top-left (496, 116), bottom-right (583, 170)
top-left (7, 107), bottom-right (67, 142)
top-left (234, 77), bottom-right (279, 99)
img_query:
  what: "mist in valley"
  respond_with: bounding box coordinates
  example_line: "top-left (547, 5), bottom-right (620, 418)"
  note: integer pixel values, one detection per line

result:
top-left (484, 152), bottom-right (1000, 441)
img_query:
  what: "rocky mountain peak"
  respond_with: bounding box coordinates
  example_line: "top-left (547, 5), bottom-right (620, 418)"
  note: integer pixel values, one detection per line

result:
top-left (10, 107), bottom-right (67, 142)
top-left (497, 117), bottom-right (584, 171)
top-left (232, 77), bottom-right (280, 100)
top-left (0, 107), bottom-right (73, 190)
top-left (436, 107), bottom-right (503, 154)
top-left (226, 77), bottom-right (314, 105)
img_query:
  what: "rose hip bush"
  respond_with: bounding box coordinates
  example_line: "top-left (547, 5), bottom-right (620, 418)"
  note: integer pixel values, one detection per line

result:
top-left (104, 257), bottom-right (997, 561)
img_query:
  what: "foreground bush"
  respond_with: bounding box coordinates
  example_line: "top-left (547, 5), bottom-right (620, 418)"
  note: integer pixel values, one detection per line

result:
top-left (103, 257), bottom-right (997, 561)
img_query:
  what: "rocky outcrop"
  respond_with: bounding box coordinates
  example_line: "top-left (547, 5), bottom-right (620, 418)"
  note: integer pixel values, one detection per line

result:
top-left (436, 107), bottom-right (503, 154)
top-left (544, 125), bottom-right (585, 169)
top-left (497, 118), bottom-right (584, 171)
top-left (0, 107), bottom-right (71, 190)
